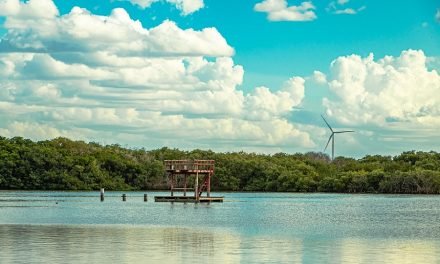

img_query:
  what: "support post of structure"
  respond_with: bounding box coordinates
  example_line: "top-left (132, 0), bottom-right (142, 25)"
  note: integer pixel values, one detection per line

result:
top-left (195, 162), bottom-right (199, 201)
top-left (100, 188), bottom-right (104, 202)
top-left (207, 172), bottom-right (211, 197)
top-left (184, 174), bottom-right (187, 197)
top-left (122, 194), bottom-right (126, 202)
top-left (171, 174), bottom-right (174, 197)
top-left (144, 194), bottom-right (148, 202)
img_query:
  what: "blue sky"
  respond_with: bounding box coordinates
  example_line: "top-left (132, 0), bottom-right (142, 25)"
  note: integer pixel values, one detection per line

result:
top-left (53, 0), bottom-right (440, 88)
top-left (0, 0), bottom-right (439, 157)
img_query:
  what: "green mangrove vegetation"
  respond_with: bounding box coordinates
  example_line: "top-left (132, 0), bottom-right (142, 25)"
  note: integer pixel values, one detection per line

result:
top-left (1, 136), bottom-right (440, 193)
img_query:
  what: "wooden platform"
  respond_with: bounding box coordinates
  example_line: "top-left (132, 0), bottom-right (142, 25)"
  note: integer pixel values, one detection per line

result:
top-left (154, 196), bottom-right (224, 203)
top-left (159, 160), bottom-right (222, 203)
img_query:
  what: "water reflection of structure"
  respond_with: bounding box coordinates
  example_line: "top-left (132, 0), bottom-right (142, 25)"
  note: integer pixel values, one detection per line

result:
top-left (0, 225), bottom-right (241, 263)
top-left (1, 225), bottom-right (440, 263)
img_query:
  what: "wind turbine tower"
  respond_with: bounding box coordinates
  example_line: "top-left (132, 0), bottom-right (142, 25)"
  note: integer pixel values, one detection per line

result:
top-left (321, 115), bottom-right (354, 160)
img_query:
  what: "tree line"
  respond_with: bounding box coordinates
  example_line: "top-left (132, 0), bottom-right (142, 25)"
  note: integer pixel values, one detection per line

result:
top-left (1, 136), bottom-right (440, 194)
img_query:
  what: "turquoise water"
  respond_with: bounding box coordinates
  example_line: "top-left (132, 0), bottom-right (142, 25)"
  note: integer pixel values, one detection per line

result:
top-left (1, 191), bottom-right (440, 263)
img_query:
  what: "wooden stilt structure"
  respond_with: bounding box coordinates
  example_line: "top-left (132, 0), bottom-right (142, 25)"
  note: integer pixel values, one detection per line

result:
top-left (154, 160), bottom-right (223, 203)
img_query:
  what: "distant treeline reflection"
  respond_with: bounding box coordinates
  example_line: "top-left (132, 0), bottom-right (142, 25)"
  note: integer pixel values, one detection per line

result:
top-left (1, 137), bottom-right (440, 194)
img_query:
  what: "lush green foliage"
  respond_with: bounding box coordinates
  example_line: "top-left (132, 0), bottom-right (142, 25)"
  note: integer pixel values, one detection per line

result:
top-left (1, 136), bottom-right (440, 193)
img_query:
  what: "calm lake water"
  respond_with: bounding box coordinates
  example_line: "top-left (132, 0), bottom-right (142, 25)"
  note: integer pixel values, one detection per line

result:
top-left (1, 191), bottom-right (440, 263)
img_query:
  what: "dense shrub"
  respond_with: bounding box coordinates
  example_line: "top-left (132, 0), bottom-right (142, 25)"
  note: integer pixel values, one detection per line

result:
top-left (1, 137), bottom-right (439, 193)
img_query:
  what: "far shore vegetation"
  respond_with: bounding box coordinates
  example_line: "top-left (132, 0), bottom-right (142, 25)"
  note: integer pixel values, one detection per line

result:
top-left (1, 136), bottom-right (440, 194)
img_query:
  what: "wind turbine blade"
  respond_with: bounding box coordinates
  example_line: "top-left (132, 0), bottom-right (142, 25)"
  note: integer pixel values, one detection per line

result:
top-left (334, 130), bottom-right (355, 133)
top-left (324, 134), bottom-right (333, 152)
top-left (321, 115), bottom-right (333, 132)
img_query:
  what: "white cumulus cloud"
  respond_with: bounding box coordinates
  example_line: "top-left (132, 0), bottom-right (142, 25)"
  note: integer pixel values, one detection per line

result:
top-left (0, 0), bottom-right (58, 18)
top-left (245, 77), bottom-right (305, 121)
top-left (327, 0), bottom-right (365, 15)
top-left (0, 0), bottom-right (314, 152)
top-left (0, 3), bottom-right (233, 57)
top-left (322, 50), bottom-right (440, 129)
top-left (125, 0), bottom-right (204, 15)
top-left (312, 71), bottom-right (327, 84)
top-left (254, 0), bottom-right (317, 22)
top-left (0, 121), bottom-right (92, 142)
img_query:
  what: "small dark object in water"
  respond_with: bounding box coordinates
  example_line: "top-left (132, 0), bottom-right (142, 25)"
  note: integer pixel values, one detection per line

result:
top-left (100, 188), bottom-right (105, 202)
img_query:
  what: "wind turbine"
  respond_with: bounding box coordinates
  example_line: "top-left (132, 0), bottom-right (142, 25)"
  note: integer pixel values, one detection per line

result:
top-left (321, 115), bottom-right (354, 160)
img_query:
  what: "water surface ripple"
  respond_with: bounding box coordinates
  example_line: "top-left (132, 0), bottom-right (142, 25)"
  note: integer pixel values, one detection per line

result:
top-left (1, 191), bottom-right (439, 263)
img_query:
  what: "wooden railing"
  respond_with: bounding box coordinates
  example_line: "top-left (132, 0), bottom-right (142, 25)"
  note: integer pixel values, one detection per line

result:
top-left (164, 160), bottom-right (214, 172)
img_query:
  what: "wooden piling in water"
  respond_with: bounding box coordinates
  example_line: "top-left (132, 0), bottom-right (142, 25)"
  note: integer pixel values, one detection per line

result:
top-left (144, 194), bottom-right (148, 202)
top-left (100, 188), bottom-right (104, 202)
top-left (122, 194), bottom-right (126, 202)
